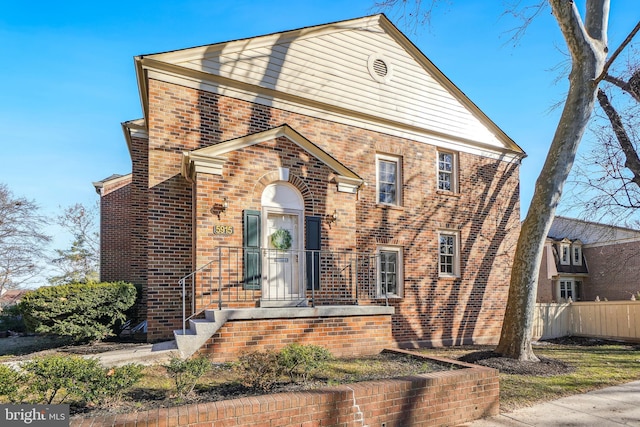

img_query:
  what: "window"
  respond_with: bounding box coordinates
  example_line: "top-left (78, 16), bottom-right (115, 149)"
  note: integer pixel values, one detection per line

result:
top-left (438, 231), bottom-right (459, 277)
top-left (560, 243), bottom-right (570, 265)
top-left (572, 245), bottom-right (582, 265)
top-left (437, 151), bottom-right (457, 192)
top-left (377, 246), bottom-right (403, 297)
top-left (558, 279), bottom-right (581, 302)
top-left (376, 154), bottom-right (401, 205)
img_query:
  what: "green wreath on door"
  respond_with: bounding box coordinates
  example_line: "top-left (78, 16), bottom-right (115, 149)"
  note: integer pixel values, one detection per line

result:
top-left (271, 228), bottom-right (292, 250)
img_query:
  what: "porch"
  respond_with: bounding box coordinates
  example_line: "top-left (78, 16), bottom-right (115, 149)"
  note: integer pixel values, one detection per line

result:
top-left (175, 247), bottom-right (397, 358)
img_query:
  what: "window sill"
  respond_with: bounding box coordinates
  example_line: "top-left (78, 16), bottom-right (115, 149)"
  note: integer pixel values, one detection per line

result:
top-left (436, 190), bottom-right (461, 197)
top-left (376, 203), bottom-right (404, 210)
top-left (438, 275), bottom-right (460, 280)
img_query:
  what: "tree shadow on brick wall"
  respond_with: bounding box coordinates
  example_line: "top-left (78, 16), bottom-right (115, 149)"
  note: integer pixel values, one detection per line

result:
top-left (358, 159), bottom-right (519, 351)
top-left (375, 159), bottom-right (519, 425)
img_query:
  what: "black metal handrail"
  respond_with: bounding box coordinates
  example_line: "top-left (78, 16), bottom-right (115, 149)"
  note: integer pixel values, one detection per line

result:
top-left (179, 247), bottom-right (389, 334)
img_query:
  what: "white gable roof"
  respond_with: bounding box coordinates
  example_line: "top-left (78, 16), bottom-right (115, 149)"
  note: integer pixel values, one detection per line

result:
top-left (135, 14), bottom-right (524, 161)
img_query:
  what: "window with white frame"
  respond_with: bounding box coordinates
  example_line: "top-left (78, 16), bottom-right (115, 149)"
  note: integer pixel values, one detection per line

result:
top-left (558, 279), bottom-right (581, 302)
top-left (572, 244), bottom-right (582, 265)
top-left (438, 231), bottom-right (459, 277)
top-left (377, 246), bottom-right (403, 297)
top-left (376, 154), bottom-right (401, 205)
top-left (437, 151), bottom-right (457, 192)
top-left (560, 243), bottom-right (570, 265)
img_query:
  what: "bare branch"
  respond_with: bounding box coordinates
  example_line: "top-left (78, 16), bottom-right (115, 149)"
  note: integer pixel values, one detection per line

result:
top-left (596, 20), bottom-right (640, 83)
top-left (604, 72), bottom-right (640, 103)
top-left (597, 88), bottom-right (640, 186)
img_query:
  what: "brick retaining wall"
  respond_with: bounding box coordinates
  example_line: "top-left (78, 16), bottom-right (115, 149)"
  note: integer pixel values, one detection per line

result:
top-left (71, 350), bottom-right (499, 427)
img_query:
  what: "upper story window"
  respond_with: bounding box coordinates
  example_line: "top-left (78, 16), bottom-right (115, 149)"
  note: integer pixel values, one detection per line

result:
top-left (377, 245), bottom-right (403, 297)
top-left (437, 151), bottom-right (457, 192)
top-left (376, 154), bottom-right (402, 206)
top-left (572, 244), bottom-right (582, 265)
top-left (438, 231), bottom-right (460, 277)
top-left (560, 242), bottom-right (570, 265)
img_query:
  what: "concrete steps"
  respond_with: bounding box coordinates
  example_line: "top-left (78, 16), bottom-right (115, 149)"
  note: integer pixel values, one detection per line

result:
top-left (173, 310), bottom-right (229, 358)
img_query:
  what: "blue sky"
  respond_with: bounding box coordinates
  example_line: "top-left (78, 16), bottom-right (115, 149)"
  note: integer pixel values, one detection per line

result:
top-left (1, 1), bottom-right (638, 249)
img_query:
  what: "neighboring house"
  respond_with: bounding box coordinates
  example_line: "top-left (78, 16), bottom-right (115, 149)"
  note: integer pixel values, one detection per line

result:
top-left (94, 14), bottom-right (525, 360)
top-left (0, 289), bottom-right (28, 310)
top-left (537, 216), bottom-right (640, 303)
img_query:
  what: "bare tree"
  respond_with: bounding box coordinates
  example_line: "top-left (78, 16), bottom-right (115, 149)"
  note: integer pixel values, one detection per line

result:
top-left (0, 183), bottom-right (51, 294)
top-left (377, 0), bottom-right (639, 360)
top-left (566, 47), bottom-right (640, 226)
top-left (49, 202), bottom-right (100, 285)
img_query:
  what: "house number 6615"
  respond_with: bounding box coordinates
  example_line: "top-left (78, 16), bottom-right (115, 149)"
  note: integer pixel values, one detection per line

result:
top-left (214, 225), bottom-right (234, 235)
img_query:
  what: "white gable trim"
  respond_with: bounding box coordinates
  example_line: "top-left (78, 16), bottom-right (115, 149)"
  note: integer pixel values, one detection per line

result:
top-left (181, 125), bottom-right (363, 193)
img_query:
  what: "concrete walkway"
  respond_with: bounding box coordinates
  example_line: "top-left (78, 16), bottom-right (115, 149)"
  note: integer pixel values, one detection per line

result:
top-left (93, 340), bottom-right (177, 367)
top-left (459, 380), bottom-right (640, 426)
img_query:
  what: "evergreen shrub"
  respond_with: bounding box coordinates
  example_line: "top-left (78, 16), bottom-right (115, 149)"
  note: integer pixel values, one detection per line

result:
top-left (19, 281), bottom-right (136, 343)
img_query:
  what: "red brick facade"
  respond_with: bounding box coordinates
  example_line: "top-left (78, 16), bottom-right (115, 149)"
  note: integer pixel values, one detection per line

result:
top-left (197, 315), bottom-right (394, 362)
top-left (98, 175), bottom-right (132, 283)
top-left (582, 242), bottom-right (640, 300)
top-left (97, 17), bottom-right (523, 351)
top-left (98, 78), bottom-right (521, 345)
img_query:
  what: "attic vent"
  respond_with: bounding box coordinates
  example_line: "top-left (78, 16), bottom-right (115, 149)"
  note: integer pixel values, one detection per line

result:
top-left (372, 59), bottom-right (388, 77)
top-left (367, 53), bottom-right (393, 84)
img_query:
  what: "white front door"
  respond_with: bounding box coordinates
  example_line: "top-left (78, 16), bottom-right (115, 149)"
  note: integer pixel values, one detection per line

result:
top-left (263, 210), bottom-right (303, 303)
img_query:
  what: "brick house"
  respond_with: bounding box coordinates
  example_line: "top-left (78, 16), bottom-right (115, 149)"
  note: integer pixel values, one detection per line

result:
top-left (94, 15), bottom-right (525, 360)
top-left (537, 216), bottom-right (640, 303)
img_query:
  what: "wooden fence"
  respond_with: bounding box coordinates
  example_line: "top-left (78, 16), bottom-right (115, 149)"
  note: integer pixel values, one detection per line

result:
top-left (533, 301), bottom-right (640, 341)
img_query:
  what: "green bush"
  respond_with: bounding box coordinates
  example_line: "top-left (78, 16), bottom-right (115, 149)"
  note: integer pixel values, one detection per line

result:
top-left (20, 354), bottom-right (141, 405)
top-left (0, 364), bottom-right (26, 403)
top-left (22, 355), bottom-right (104, 404)
top-left (86, 363), bottom-right (143, 405)
top-left (165, 356), bottom-right (211, 398)
top-left (278, 343), bottom-right (332, 384)
top-left (19, 281), bottom-right (137, 343)
top-left (236, 350), bottom-right (283, 392)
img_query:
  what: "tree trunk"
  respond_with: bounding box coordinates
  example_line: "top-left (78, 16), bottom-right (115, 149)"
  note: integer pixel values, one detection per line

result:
top-left (496, 0), bottom-right (609, 361)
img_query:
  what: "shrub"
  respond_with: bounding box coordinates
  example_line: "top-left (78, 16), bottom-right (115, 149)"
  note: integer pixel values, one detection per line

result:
top-left (20, 354), bottom-right (142, 405)
top-left (19, 281), bottom-right (137, 343)
top-left (236, 350), bottom-right (283, 391)
top-left (0, 364), bottom-right (26, 403)
top-left (278, 343), bottom-right (332, 384)
top-left (165, 356), bottom-right (211, 398)
top-left (21, 355), bottom-right (104, 404)
top-left (86, 364), bottom-right (144, 405)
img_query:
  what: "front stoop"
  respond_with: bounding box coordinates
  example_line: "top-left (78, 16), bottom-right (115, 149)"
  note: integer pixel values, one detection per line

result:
top-left (173, 306), bottom-right (395, 359)
top-left (173, 310), bottom-right (230, 358)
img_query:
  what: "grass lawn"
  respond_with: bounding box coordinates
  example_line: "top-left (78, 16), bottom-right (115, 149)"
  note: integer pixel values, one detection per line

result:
top-left (3, 335), bottom-right (640, 415)
top-left (419, 339), bottom-right (640, 411)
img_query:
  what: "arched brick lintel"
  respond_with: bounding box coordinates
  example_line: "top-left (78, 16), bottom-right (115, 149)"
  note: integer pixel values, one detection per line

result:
top-left (254, 170), bottom-right (315, 215)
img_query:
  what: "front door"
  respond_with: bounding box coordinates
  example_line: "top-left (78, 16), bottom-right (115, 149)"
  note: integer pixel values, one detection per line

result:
top-left (263, 210), bottom-right (304, 305)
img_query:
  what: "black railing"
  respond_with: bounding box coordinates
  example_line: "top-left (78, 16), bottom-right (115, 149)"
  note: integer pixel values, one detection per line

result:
top-left (180, 247), bottom-right (388, 334)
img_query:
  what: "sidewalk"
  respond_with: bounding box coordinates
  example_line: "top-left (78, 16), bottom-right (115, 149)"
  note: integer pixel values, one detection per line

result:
top-left (93, 340), bottom-right (177, 366)
top-left (459, 380), bottom-right (640, 426)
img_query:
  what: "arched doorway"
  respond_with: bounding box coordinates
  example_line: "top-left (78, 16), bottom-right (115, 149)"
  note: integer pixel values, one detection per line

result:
top-left (261, 182), bottom-right (306, 306)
